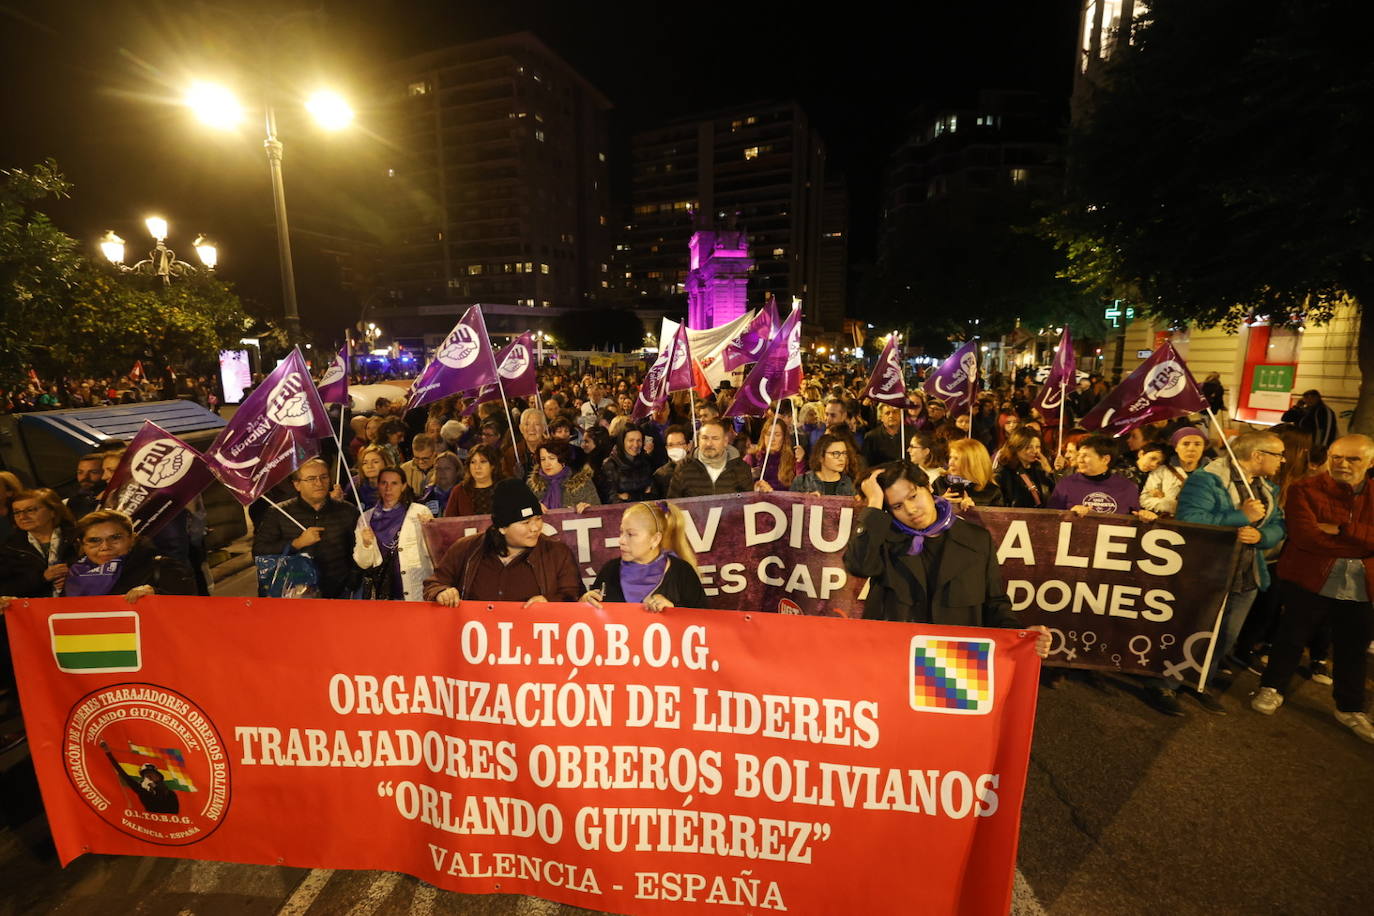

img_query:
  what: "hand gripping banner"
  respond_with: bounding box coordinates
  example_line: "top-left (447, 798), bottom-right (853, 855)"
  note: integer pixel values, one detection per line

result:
top-left (7, 597), bottom-right (1042, 915)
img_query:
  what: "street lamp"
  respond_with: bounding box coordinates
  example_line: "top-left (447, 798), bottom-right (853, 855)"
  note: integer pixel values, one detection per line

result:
top-left (99, 218), bottom-right (217, 284)
top-left (185, 81), bottom-right (354, 340)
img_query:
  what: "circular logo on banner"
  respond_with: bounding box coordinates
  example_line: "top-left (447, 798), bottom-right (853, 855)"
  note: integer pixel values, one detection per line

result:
top-left (266, 378), bottom-right (313, 427)
top-left (499, 344), bottom-right (530, 379)
top-left (63, 683), bottom-right (231, 846)
top-left (438, 326), bottom-right (482, 368)
top-left (129, 439), bottom-right (193, 489)
top-left (1081, 492), bottom-right (1119, 514)
top-left (670, 342), bottom-right (688, 372)
top-left (1143, 360), bottom-right (1187, 401)
top-left (959, 351), bottom-right (978, 379)
top-left (319, 359), bottom-right (346, 387)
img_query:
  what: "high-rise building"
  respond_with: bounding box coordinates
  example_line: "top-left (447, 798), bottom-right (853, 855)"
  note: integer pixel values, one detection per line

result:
top-left (1072, 1), bottom-right (1150, 121)
top-left (815, 179), bottom-right (849, 333)
top-left (626, 101), bottom-right (830, 329)
top-left (372, 32), bottom-right (612, 342)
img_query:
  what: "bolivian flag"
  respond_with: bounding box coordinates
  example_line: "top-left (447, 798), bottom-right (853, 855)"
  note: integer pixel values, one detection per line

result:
top-left (49, 612), bottom-right (141, 673)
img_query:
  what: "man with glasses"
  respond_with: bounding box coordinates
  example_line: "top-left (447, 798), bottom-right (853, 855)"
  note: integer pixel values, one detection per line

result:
top-left (1156, 431), bottom-right (1287, 715)
top-left (252, 458), bottom-right (360, 599)
top-left (401, 434), bottom-right (439, 494)
top-left (1252, 435), bottom-right (1374, 742)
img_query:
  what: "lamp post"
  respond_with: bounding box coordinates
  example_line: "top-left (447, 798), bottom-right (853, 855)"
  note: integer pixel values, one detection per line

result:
top-left (99, 216), bottom-right (217, 283)
top-left (186, 81), bottom-right (352, 341)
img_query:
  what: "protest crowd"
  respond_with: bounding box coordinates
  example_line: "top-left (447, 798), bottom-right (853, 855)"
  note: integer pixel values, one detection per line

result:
top-left (2, 310), bottom-right (1372, 762)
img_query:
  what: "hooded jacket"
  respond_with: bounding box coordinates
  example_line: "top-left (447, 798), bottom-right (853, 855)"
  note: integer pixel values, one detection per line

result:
top-left (1177, 457), bottom-right (1284, 590)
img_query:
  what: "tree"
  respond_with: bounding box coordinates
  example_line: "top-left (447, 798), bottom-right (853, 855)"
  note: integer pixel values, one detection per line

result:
top-left (1045, 0), bottom-right (1374, 429)
top-left (862, 191), bottom-right (1103, 357)
top-left (0, 160), bottom-right (252, 393)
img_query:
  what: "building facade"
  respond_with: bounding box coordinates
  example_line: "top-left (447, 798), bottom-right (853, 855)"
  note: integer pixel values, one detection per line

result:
top-left (626, 101), bottom-right (839, 331)
top-left (371, 33), bottom-right (612, 343)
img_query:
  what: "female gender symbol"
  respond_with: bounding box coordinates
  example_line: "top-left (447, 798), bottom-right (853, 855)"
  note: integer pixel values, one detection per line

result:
top-left (1160, 633), bottom-right (1176, 648)
top-left (1080, 632), bottom-right (1098, 651)
top-left (1128, 635), bottom-right (1152, 665)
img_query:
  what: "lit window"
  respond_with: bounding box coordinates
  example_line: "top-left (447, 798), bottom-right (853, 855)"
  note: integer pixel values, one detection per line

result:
top-left (601, 280), bottom-right (609, 289)
top-left (518, 298), bottom-right (533, 306)
top-left (467, 264), bottom-right (483, 275)
top-left (772, 247), bottom-right (785, 259)
top-left (1010, 168), bottom-right (1028, 184)
top-left (407, 80), bottom-right (429, 97)
top-left (532, 72), bottom-right (542, 83)
top-left (745, 146), bottom-right (759, 160)
top-left (535, 130), bottom-right (545, 142)
top-left (824, 231), bottom-right (844, 239)
top-left (746, 116), bottom-right (757, 125)
top-left (541, 300), bottom-right (550, 307)
top-left (387, 168), bottom-right (396, 178)
top-left (599, 215), bottom-right (607, 226)
top-left (600, 263), bottom-right (608, 272)
top-left (540, 263), bottom-right (550, 274)
top-left (598, 152), bottom-right (606, 162)
top-left (624, 272), bottom-right (632, 279)
top-left (534, 113), bottom-right (544, 123)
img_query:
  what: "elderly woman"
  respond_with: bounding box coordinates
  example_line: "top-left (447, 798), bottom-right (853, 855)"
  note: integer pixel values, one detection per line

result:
top-left (445, 443), bottom-right (508, 517)
top-left (0, 489), bottom-right (78, 598)
top-left (62, 510), bottom-right (195, 600)
top-left (530, 440), bottom-right (600, 511)
top-left (354, 467), bottom-right (435, 601)
top-left (598, 427), bottom-right (656, 503)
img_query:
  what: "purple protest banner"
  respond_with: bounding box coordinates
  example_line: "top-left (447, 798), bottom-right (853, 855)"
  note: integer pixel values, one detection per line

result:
top-left (923, 341), bottom-right (979, 414)
top-left (406, 305), bottom-right (498, 411)
top-left (861, 332), bottom-right (914, 407)
top-left (632, 322), bottom-right (693, 421)
top-left (724, 305), bottom-right (802, 418)
top-left (101, 421), bottom-right (215, 538)
top-left (204, 349), bottom-right (333, 505)
top-left (495, 331), bottom-right (538, 400)
top-left (722, 299), bottom-right (779, 371)
top-left (422, 497), bottom-right (1234, 682)
top-left (1080, 342), bottom-right (1207, 437)
top-left (316, 343), bottom-right (349, 405)
top-left (461, 383), bottom-right (501, 417)
top-left (1033, 327), bottom-right (1075, 422)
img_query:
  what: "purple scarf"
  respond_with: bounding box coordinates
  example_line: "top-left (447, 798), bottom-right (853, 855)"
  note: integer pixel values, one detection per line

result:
top-left (369, 503), bottom-right (408, 551)
top-left (65, 556), bottom-right (127, 596)
top-left (620, 552), bottom-right (671, 603)
top-left (891, 498), bottom-right (956, 555)
top-left (540, 466), bottom-right (572, 509)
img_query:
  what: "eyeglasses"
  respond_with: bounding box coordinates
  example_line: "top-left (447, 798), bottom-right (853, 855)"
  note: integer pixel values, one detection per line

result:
top-left (12, 505), bottom-right (45, 517)
top-left (298, 474), bottom-right (331, 484)
top-left (1255, 449), bottom-right (1285, 459)
top-left (825, 450), bottom-right (848, 458)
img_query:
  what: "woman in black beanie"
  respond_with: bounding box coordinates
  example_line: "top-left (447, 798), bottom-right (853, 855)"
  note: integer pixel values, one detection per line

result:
top-left (422, 478), bottom-right (580, 607)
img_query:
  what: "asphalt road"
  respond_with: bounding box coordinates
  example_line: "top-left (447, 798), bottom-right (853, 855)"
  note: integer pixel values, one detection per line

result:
top-left (3, 557), bottom-right (1372, 915)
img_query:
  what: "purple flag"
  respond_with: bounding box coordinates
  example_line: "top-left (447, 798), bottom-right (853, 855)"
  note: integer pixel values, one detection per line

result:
top-left (1081, 342), bottom-right (1207, 437)
top-left (495, 332), bottom-right (538, 400)
top-left (723, 300), bottom-right (780, 371)
top-left (101, 421), bottom-right (215, 538)
top-left (204, 348), bottom-right (333, 505)
top-left (724, 306), bottom-right (803, 418)
top-left (406, 306), bottom-right (498, 410)
top-left (923, 341), bottom-right (979, 413)
top-left (1033, 328), bottom-right (1076, 420)
top-left (461, 384), bottom-right (501, 417)
top-left (316, 342), bottom-right (349, 405)
top-left (632, 323), bottom-right (694, 422)
top-left (862, 333), bottom-right (913, 407)
top-left (665, 322), bottom-right (695, 393)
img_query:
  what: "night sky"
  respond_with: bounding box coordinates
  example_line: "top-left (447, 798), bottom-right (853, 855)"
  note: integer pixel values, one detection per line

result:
top-left (1, 0), bottom-right (1080, 305)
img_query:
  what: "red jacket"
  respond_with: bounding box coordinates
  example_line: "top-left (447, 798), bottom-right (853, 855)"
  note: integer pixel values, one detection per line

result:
top-left (1276, 473), bottom-right (1374, 595)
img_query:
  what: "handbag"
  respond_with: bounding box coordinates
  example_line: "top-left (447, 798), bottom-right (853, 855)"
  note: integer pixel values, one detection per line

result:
top-left (355, 545), bottom-right (400, 600)
top-left (255, 554), bottom-right (321, 599)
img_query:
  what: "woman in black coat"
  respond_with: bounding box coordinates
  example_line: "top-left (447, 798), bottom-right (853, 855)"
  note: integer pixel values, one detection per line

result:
top-left (598, 428), bottom-right (657, 503)
top-left (993, 429), bottom-right (1057, 509)
top-left (581, 502), bottom-right (708, 612)
top-left (0, 488), bottom-right (78, 598)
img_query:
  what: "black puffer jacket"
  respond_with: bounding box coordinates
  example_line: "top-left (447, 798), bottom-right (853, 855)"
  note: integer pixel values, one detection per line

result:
top-left (598, 447), bottom-right (656, 502)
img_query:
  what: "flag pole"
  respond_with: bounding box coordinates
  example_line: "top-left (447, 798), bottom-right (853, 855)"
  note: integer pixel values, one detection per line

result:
top-left (1057, 376), bottom-right (1067, 458)
top-left (1205, 407), bottom-right (1255, 500)
top-left (496, 373), bottom-right (524, 477)
top-left (791, 397), bottom-right (802, 451)
top-left (689, 389), bottom-right (700, 444)
top-left (260, 497), bottom-right (308, 532)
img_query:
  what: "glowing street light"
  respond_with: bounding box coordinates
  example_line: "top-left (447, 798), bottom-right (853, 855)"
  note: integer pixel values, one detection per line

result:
top-left (184, 78), bottom-right (354, 340)
top-left (98, 217), bottom-right (217, 283)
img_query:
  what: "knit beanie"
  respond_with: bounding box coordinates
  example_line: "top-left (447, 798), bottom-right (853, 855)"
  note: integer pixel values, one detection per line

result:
top-left (1169, 426), bottom-right (1206, 446)
top-left (491, 478), bottom-right (542, 528)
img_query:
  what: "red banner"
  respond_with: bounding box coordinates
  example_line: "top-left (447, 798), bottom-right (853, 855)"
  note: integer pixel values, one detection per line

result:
top-left (7, 597), bottom-right (1041, 915)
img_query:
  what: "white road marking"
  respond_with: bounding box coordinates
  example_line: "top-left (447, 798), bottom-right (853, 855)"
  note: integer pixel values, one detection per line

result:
top-left (348, 872), bottom-right (403, 915)
top-left (408, 881), bottom-right (438, 916)
top-left (1013, 867), bottom-right (1048, 916)
top-left (277, 868), bottom-right (335, 916)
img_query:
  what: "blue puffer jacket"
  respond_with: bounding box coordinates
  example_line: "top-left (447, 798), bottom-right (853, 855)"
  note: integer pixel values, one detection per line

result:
top-left (1176, 458), bottom-right (1285, 590)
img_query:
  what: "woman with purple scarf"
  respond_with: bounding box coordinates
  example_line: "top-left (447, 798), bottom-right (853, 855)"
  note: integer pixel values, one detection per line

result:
top-left (843, 461), bottom-right (1051, 656)
top-left (354, 468), bottom-right (435, 600)
top-left (60, 510), bottom-right (195, 601)
top-left (580, 502), bottom-right (707, 613)
top-left (529, 440), bottom-right (600, 512)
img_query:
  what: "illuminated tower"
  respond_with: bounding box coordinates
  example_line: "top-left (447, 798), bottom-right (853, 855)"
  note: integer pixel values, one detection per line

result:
top-left (686, 228), bottom-right (752, 329)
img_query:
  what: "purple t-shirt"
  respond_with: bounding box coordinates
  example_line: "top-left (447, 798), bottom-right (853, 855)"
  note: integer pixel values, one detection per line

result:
top-left (1047, 473), bottom-right (1140, 514)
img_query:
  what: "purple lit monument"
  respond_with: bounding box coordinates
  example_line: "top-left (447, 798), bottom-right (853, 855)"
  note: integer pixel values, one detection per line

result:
top-left (686, 228), bottom-right (753, 329)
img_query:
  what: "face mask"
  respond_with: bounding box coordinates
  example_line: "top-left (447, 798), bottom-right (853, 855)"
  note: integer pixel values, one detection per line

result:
top-left (667, 447), bottom-right (688, 462)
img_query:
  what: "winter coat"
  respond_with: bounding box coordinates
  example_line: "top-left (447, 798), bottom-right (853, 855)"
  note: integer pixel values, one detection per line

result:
top-left (994, 463), bottom-right (1055, 509)
top-left (843, 508), bottom-right (1018, 629)
top-left (1276, 472), bottom-right (1374, 595)
top-left (667, 457), bottom-right (755, 498)
top-left (790, 471), bottom-right (858, 497)
top-left (353, 502), bottom-right (436, 601)
top-left (1138, 459), bottom-right (1208, 516)
top-left (598, 448), bottom-right (656, 502)
top-left (1176, 458), bottom-right (1285, 590)
top-left (529, 464), bottom-right (602, 509)
top-left (0, 525), bottom-right (79, 598)
top-left (422, 533), bottom-right (580, 603)
top-left (590, 556), bottom-right (709, 608)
